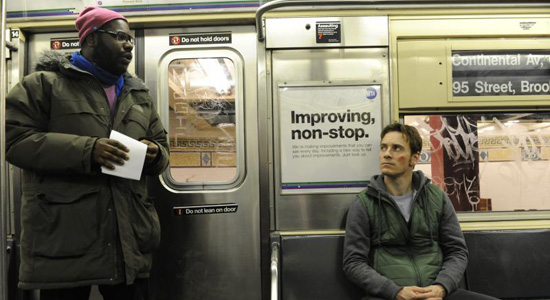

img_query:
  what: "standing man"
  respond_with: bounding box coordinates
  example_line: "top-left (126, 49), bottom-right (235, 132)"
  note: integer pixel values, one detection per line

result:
top-left (5, 7), bottom-right (169, 300)
top-left (343, 123), bottom-right (498, 300)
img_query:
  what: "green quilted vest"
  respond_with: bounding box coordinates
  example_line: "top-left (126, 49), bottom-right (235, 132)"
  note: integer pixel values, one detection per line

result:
top-left (358, 183), bottom-right (445, 287)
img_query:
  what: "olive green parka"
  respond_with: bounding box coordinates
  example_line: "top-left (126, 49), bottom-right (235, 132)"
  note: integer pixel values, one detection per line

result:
top-left (5, 51), bottom-right (170, 289)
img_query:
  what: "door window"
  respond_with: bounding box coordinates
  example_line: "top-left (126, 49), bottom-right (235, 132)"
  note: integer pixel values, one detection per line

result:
top-left (167, 58), bottom-right (238, 184)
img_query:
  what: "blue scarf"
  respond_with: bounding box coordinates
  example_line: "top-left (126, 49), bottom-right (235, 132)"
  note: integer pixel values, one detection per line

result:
top-left (70, 51), bottom-right (124, 97)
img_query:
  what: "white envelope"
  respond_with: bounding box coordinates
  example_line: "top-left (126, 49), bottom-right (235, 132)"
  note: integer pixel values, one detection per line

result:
top-left (101, 130), bottom-right (147, 181)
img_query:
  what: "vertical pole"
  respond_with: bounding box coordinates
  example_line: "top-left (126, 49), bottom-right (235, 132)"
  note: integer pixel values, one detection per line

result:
top-left (0, 0), bottom-right (9, 297)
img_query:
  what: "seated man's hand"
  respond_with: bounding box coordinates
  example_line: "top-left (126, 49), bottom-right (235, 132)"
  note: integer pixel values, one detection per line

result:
top-left (396, 286), bottom-right (431, 300)
top-left (421, 285), bottom-right (446, 300)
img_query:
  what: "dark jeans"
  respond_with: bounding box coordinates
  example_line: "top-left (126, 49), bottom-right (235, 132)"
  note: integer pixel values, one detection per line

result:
top-left (366, 288), bottom-right (500, 300)
top-left (39, 279), bottom-right (149, 300)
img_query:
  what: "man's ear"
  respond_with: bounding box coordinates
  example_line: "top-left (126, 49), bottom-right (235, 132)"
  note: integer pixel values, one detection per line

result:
top-left (410, 152), bottom-right (420, 167)
top-left (85, 33), bottom-right (98, 47)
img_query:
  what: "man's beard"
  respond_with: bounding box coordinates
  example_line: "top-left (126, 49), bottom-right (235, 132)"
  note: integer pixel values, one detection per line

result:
top-left (92, 43), bottom-right (127, 76)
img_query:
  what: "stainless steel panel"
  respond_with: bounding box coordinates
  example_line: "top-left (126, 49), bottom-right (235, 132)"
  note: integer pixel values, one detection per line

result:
top-left (271, 48), bottom-right (390, 230)
top-left (27, 31), bottom-right (136, 75)
top-left (266, 17), bottom-right (388, 49)
top-left (144, 26), bottom-right (260, 300)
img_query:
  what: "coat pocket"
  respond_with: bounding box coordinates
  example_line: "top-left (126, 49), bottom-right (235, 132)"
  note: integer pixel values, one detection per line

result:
top-left (30, 187), bottom-right (99, 258)
top-left (130, 192), bottom-right (161, 252)
top-left (121, 105), bottom-right (149, 139)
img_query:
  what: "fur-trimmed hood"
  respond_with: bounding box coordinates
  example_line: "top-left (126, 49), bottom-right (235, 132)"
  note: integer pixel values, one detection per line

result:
top-left (34, 50), bottom-right (72, 72)
top-left (33, 50), bottom-right (148, 91)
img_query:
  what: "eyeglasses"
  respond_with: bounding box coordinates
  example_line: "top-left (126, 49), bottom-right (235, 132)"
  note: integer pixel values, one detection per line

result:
top-left (96, 29), bottom-right (135, 44)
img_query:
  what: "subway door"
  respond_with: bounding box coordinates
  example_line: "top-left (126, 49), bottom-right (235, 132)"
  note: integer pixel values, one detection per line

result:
top-left (144, 26), bottom-right (260, 300)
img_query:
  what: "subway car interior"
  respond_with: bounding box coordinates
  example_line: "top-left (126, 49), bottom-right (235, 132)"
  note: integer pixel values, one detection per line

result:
top-left (2, 0), bottom-right (550, 299)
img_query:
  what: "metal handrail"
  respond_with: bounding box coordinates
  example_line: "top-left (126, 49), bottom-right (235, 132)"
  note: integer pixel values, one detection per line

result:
top-left (255, 0), bottom-right (550, 41)
top-left (270, 242), bottom-right (280, 300)
top-left (1, 0), bottom-right (9, 298)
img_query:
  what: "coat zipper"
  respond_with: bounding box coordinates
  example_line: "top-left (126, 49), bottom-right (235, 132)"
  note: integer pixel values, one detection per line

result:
top-left (407, 245), bottom-right (422, 286)
top-left (90, 78), bottom-right (122, 282)
top-left (74, 65), bottom-right (143, 284)
top-left (407, 183), bottom-right (427, 286)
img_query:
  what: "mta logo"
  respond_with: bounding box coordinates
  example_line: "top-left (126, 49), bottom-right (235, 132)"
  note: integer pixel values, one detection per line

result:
top-left (366, 87), bottom-right (377, 99)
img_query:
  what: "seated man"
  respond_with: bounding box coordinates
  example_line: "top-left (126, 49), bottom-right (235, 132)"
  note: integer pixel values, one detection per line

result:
top-left (343, 123), bottom-right (498, 300)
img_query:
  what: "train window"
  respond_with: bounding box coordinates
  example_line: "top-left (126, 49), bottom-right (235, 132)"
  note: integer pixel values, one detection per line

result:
top-left (167, 58), bottom-right (238, 184)
top-left (404, 113), bottom-right (550, 213)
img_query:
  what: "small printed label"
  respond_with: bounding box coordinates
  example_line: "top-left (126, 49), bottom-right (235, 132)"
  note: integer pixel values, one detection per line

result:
top-left (316, 22), bottom-right (341, 43)
top-left (366, 87), bottom-right (378, 100)
top-left (169, 32), bottom-right (232, 46)
top-left (10, 30), bottom-right (19, 39)
top-left (50, 38), bottom-right (80, 50)
top-left (174, 203), bottom-right (238, 216)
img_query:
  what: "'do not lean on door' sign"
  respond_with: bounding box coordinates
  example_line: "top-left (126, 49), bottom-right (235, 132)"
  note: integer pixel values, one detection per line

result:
top-left (279, 84), bottom-right (382, 194)
top-left (452, 50), bottom-right (550, 96)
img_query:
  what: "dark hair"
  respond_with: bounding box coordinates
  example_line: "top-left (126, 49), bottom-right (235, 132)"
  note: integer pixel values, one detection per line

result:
top-left (380, 123), bottom-right (422, 155)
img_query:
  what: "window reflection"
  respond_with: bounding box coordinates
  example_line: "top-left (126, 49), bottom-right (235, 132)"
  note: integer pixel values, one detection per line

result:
top-left (168, 58), bottom-right (238, 183)
top-left (405, 114), bottom-right (550, 212)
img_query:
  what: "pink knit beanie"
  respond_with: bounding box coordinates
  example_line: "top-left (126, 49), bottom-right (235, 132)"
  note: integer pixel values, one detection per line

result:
top-left (75, 7), bottom-right (127, 44)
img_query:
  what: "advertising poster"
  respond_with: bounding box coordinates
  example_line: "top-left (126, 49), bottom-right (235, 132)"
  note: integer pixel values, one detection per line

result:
top-left (279, 84), bottom-right (382, 193)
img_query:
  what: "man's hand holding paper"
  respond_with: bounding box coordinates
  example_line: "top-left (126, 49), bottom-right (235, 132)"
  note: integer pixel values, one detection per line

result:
top-left (140, 139), bottom-right (160, 165)
top-left (100, 130), bottom-right (148, 180)
top-left (93, 138), bottom-right (130, 170)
